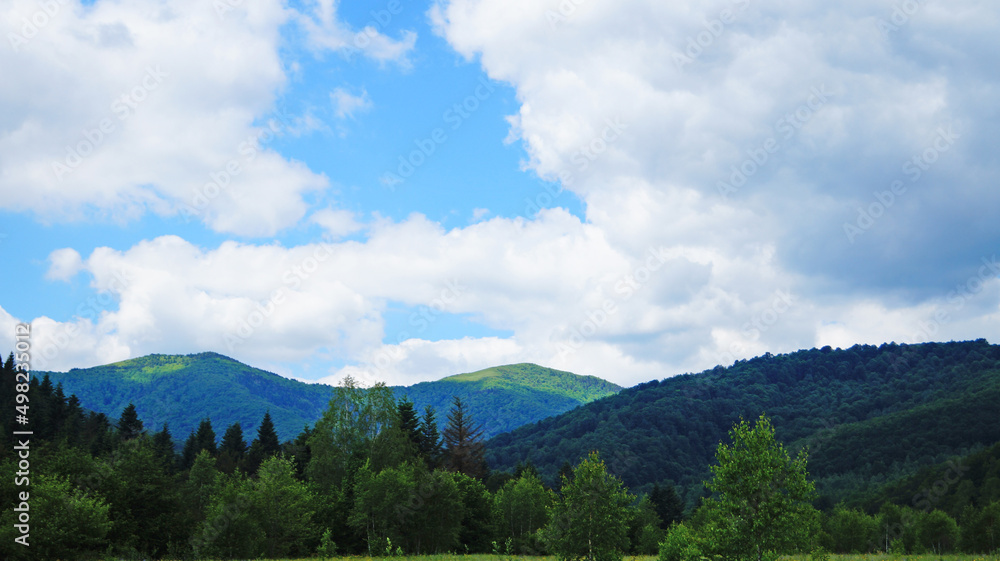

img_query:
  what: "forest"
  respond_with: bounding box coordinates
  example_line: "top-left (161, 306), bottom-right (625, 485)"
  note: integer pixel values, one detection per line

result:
top-left (1, 342), bottom-right (1000, 560)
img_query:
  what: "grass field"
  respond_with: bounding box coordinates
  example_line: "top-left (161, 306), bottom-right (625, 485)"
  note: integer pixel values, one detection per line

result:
top-left (165, 554), bottom-right (1000, 561)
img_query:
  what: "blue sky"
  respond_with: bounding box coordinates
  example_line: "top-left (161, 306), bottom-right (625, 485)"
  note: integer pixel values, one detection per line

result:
top-left (1, 0), bottom-right (998, 386)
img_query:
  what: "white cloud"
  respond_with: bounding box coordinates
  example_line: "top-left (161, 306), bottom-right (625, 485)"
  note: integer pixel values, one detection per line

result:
top-left (310, 208), bottom-right (363, 238)
top-left (6, 0), bottom-right (999, 388)
top-left (46, 248), bottom-right (84, 281)
top-left (296, 0), bottom-right (417, 67)
top-left (0, 0), bottom-right (410, 237)
top-left (330, 88), bottom-right (373, 119)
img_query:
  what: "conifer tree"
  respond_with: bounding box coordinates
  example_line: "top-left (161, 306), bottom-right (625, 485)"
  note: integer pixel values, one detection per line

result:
top-left (256, 411), bottom-right (281, 455)
top-left (398, 397), bottom-right (421, 448)
top-left (418, 405), bottom-right (443, 468)
top-left (443, 396), bottom-right (487, 479)
top-left (246, 411), bottom-right (281, 475)
top-left (182, 418), bottom-right (217, 469)
top-left (151, 423), bottom-right (176, 471)
top-left (650, 481), bottom-right (684, 528)
top-left (218, 422), bottom-right (248, 474)
top-left (117, 402), bottom-right (144, 441)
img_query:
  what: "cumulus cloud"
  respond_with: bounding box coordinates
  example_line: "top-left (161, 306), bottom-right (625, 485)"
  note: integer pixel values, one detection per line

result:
top-left (5, 0), bottom-right (999, 387)
top-left (0, 0), bottom-right (410, 237)
top-left (46, 248), bottom-right (84, 281)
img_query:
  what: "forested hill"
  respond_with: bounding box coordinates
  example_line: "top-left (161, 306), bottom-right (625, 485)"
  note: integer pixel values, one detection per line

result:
top-left (35, 354), bottom-right (619, 442)
top-left (485, 340), bottom-right (1000, 508)
top-left (396, 363), bottom-right (622, 439)
top-left (34, 353), bottom-right (334, 442)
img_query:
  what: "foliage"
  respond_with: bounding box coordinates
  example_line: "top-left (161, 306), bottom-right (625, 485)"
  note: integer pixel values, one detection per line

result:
top-left (658, 523), bottom-right (703, 561)
top-left (444, 396), bottom-right (488, 479)
top-left (494, 470), bottom-right (552, 553)
top-left (823, 506), bottom-right (878, 553)
top-left (0, 472), bottom-right (111, 560)
top-left (35, 354), bottom-right (620, 446)
top-left (699, 414), bottom-right (818, 561)
top-left (543, 451), bottom-right (635, 561)
top-left (307, 376), bottom-right (401, 490)
top-left (253, 455), bottom-right (315, 558)
top-left (487, 340), bottom-right (1000, 504)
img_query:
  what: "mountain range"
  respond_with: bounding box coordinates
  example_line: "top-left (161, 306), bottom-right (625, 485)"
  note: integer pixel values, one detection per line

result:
top-left (35, 353), bottom-right (621, 441)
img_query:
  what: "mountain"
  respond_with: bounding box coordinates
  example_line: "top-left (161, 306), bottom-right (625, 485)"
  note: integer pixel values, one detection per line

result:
top-left (394, 363), bottom-right (623, 439)
top-left (37, 352), bottom-right (335, 442)
top-left (35, 354), bottom-right (620, 443)
top-left (485, 340), bottom-right (1000, 508)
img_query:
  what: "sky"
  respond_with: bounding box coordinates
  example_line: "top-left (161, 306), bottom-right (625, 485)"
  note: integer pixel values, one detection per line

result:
top-left (1, 0), bottom-right (998, 388)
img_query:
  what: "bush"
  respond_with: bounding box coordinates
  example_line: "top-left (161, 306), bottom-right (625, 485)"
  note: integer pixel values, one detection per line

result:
top-left (809, 545), bottom-right (831, 561)
top-left (658, 523), bottom-right (703, 561)
top-left (316, 528), bottom-right (337, 557)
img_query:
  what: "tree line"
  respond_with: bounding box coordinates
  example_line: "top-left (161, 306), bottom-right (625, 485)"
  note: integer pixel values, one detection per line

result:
top-left (2, 352), bottom-right (998, 560)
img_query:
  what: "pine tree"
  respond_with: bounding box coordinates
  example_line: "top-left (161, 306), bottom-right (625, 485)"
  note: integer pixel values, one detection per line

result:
top-left (117, 402), bottom-right (144, 441)
top-left (219, 422), bottom-right (248, 474)
top-left (183, 418), bottom-right (217, 469)
top-left (418, 405), bottom-right (443, 468)
top-left (398, 397), bottom-right (421, 448)
top-left (256, 411), bottom-right (280, 455)
top-left (246, 411), bottom-right (281, 475)
top-left (650, 481), bottom-right (684, 528)
top-left (152, 423), bottom-right (176, 471)
top-left (443, 396), bottom-right (487, 479)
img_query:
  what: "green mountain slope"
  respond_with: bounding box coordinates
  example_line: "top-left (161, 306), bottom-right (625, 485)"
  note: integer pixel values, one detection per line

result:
top-left (38, 352), bottom-right (336, 442)
top-left (396, 363), bottom-right (622, 439)
top-left (36, 355), bottom-right (620, 443)
top-left (485, 340), bottom-right (1000, 508)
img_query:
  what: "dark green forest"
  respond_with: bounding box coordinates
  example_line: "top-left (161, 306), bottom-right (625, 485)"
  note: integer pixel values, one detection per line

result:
top-left (487, 340), bottom-right (1000, 506)
top-left (2, 341), bottom-right (1000, 559)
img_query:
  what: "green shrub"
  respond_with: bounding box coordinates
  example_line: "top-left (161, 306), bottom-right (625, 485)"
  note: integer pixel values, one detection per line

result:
top-left (809, 545), bottom-right (831, 561)
top-left (658, 523), bottom-right (703, 561)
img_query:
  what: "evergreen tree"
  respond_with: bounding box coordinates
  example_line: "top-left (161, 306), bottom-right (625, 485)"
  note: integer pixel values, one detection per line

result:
top-left (151, 423), bottom-right (176, 471)
top-left (256, 411), bottom-right (281, 455)
top-left (182, 418), bottom-right (217, 469)
top-left (218, 421), bottom-right (248, 474)
top-left (117, 402), bottom-right (144, 441)
top-left (246, 411), bottom-right (281, 475)
top-left (649, 481), bottom-right (684, 528)
top-left (443, 396), bottom-right (487, 479)
top-left (398, 397), bottom-right (421, 448)
top-left (418, 405), bottom-right (443, 468)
